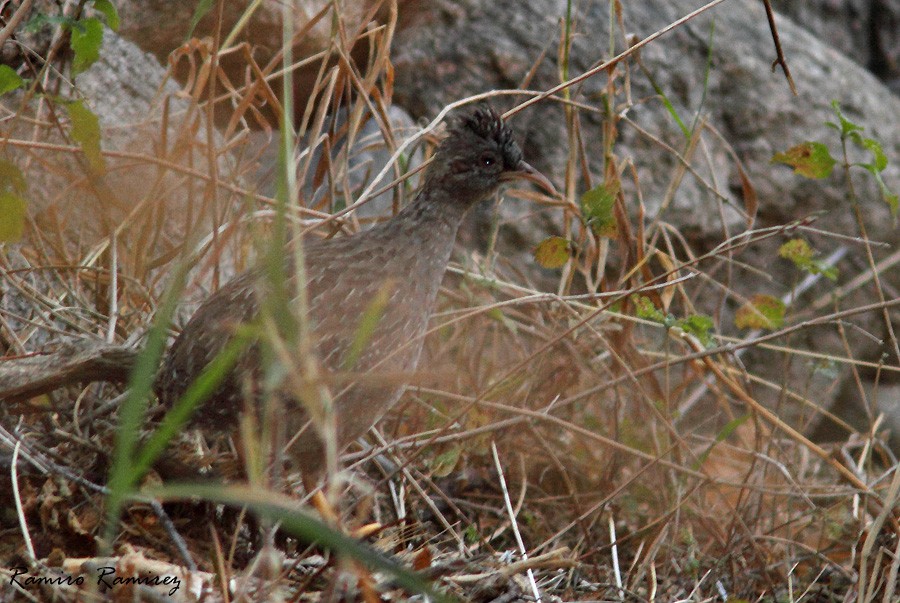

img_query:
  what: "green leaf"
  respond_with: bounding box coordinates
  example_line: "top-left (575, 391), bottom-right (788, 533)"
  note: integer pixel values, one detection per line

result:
top-left (0, 160), bottom-right (26, 194)
top-left (67, 100), bottom-right (105, 173)
top-left (677, 314), bottom-right (714, 346)
top-left (778, 238), bottom-right (814, 264)
top-left (828, 100), bottom-right (863, 137)
top-left (693, 413), bottom-right (750, 468)
top-left (847, 131), bottom-right (889, 174)
top-left (855, 136), bottom-right (888, 173)
top-left (823, 102), bottom-right (897, 216)
top-left (534, 236), bottom-right (571, 269)
top-left (641, 68), bottom-right (689, 138)
top-left (70, 17), bottom-right (104, 74)
top-left (486, 307), bottom-right (504, 322)
top-left (864, 139), bottom-right (888, 172)
top-left (812, 359), bottom-right (839, 380)
top-left (91, 0), bottom-right (119, 30)
top-left (187, 0), bottom-right (216, 40)
top-left (771, 142), bottom-right (836, 179)
top-left (0, 192), bottom-right (28, 242)
top-left (633, 295), bottom-right (665, 323)
top-left (581, 181), bottom-right (619, 237)
top-left (872, 170), bottom-right (899, 217)
top-left (812, 263), bottom-right (837, 281)
top-left (430, 446), bottom-right (462, 478)
top-left (816, 263), bottom-right (838, 281)
top-left (735, 294), bottom-right (785, 330)
top-left (779, 238), bottom-right (838, 281)
top-left (103, 253), bottom-right (193, 550)
top-left (0, 65), bottom-right (24, 96)
top-left (25, 13), bottom-right (72, 33)
top-left (131, 332), bottom-right (250, 480)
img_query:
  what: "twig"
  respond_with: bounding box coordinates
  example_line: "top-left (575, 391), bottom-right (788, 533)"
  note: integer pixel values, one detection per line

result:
top-left (447, 548), bottom-right (575, 583)
top-left (106, 232), bottom-right (118, 343)
top-left (857, 461), bottom-right (900, 599)
top-left (491, 442), bottom-right (541, 603)
top-left (608, 515), bottom-right (623, 600)
top-left (687, 334), bottom-right (899, 530)
top-left (0, 341), bottom-right (138, 401)
top-left (506, 0), bottom-right (730, 117)
top-left (11, 441), bottom-right (37, 563)
top-left (0, 0), bottom-right (34, 48)
top-left (369, 430), bottom-right (466, 552)
top-left (761, 0), bottom-right (798, 94)
top-left (677, 245), bottom-right (848, 418)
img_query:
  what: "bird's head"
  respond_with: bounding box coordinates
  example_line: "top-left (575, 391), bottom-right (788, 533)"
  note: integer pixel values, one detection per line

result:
top-left (425, 107), bottom-right (555, 205)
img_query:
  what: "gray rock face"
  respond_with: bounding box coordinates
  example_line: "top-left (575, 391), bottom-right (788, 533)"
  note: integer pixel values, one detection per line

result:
top-left (392, 0), bottom-right (900, 241)
top-left (5, 29), bottom-right (205, 241)
top-left (249, 105), bottom-right (422, 221)
top-left (772, 0), bottom-right (900, 93)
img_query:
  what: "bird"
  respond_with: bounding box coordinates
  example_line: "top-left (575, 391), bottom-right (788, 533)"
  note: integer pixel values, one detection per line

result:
top-left (153, 107), bottom-right (554, 476)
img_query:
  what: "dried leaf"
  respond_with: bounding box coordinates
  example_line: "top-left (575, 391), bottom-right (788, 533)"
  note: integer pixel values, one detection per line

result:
top-left (412, 547), bottom-right (433, 571)
top-left (735, 160), bottom-right (758, 226)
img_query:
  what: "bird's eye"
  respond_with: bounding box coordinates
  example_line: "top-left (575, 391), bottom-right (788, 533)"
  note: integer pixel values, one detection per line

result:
top-left (480, 152), bottom-right (498, 167)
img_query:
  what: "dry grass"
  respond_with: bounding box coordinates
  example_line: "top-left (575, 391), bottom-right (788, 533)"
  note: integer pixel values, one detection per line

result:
top-left (0, 1), bottom-right (898, 601)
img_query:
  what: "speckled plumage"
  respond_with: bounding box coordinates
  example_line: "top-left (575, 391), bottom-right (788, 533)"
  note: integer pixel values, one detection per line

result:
top-left (154, 107), bottom-right (544, 472)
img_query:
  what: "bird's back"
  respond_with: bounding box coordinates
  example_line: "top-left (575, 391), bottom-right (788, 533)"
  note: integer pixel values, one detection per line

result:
top-left (154, 211), bottom-right (460, 464)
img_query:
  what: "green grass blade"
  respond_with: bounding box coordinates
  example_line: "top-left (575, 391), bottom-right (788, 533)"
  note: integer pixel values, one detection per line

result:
top-left (103, 259), bottom-right (190, 551)
top-left (131, 331), bottom-right (252, 480)
top-left (150, 484), bottom-right (454, 602)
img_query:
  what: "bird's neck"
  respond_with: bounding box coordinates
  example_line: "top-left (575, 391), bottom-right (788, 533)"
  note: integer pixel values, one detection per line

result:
top-left (379, 182), bottom-right (479, 241)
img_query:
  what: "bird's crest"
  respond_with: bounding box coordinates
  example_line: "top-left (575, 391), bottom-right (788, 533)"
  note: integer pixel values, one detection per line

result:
top-left (445, 106), bottom-right (521, 169)
top-left (451, 106), bottom-right (513, 148)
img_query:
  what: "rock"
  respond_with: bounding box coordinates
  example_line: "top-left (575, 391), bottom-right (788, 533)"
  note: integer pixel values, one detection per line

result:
top-left (248, 104), bottom-right (423, 221)
top-left (392, 0), bottom-right (899, 243)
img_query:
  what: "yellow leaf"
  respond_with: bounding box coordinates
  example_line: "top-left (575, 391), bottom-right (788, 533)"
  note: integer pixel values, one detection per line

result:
top-left (735, 294), bottom-right (785, 330)
top-left (0, 191), bottom-right (27, 242)
top-left (534, 236), bottom-right (571, 269)
top-left (68, 100), bottom-right (106, 174)
top-left (771, 142), bottom-right (835, 179)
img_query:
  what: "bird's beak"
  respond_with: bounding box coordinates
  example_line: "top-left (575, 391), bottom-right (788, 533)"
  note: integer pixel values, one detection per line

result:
top-left (501, 160), bottom-right (557, 197)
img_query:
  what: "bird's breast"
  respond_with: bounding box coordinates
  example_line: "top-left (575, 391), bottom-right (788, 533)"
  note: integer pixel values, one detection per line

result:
top-left (305, 234), bottom-right (454, 377)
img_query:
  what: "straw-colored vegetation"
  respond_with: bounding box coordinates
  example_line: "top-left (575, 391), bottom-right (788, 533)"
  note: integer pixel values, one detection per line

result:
top-left (0, 1), bottom-right (898, 601)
